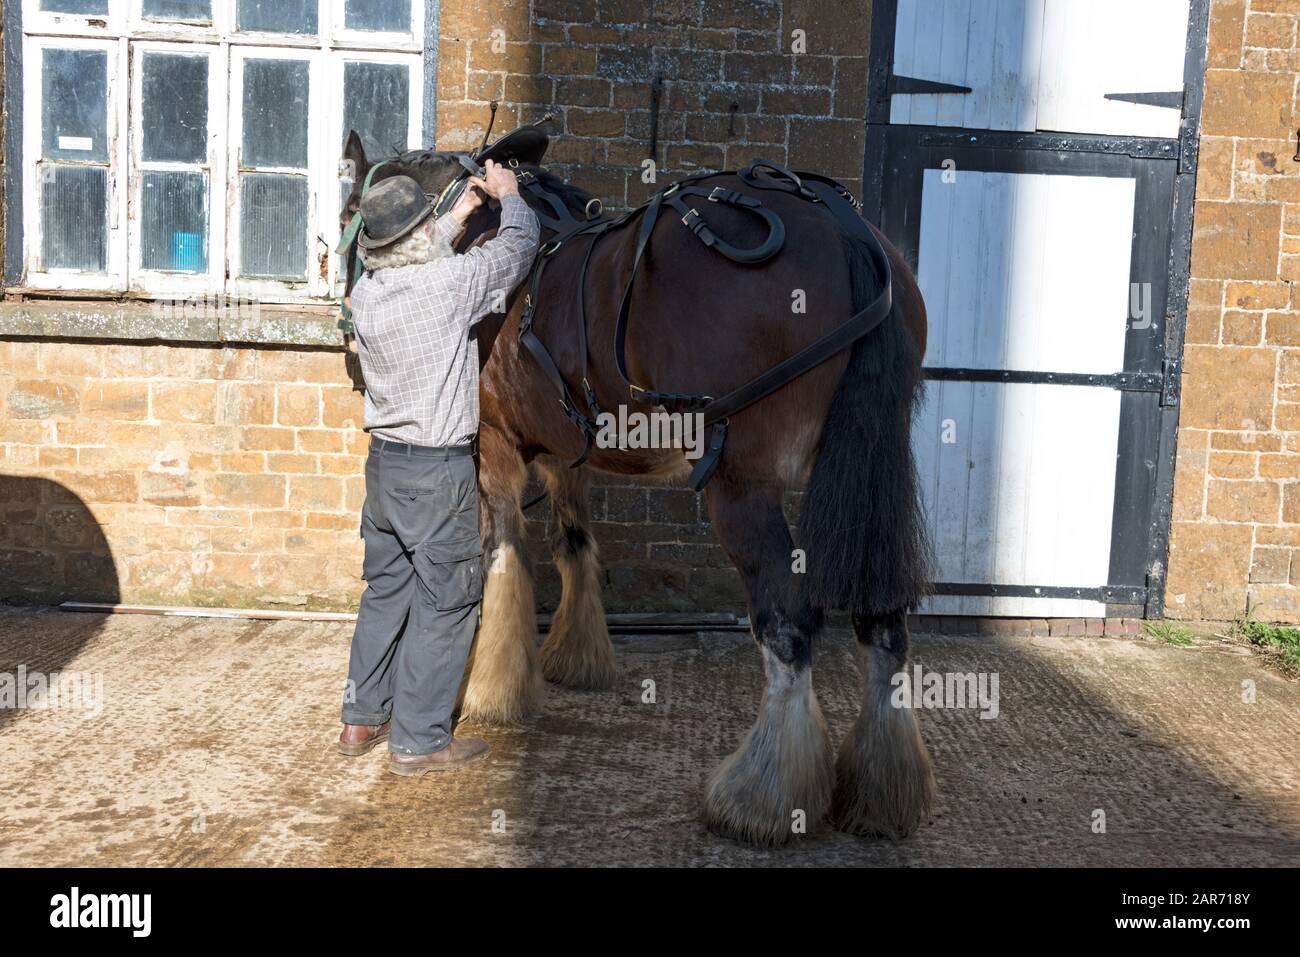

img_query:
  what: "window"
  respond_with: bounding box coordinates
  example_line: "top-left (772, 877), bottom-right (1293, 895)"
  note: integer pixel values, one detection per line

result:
top-left (18, 0), bottom-right (425, 302)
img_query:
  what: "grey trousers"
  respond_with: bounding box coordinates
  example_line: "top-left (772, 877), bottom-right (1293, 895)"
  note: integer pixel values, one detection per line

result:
top-left (342, 440), bottom-right (483, 755)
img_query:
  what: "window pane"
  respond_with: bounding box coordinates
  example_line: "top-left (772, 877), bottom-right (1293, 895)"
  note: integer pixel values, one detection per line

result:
top-left (143, 0), bottom-right (213, 22)
top-left (343, 62), bottom-right (410, 159)
top-left (237, 0), bottom-right (318, 34)
top-left (242, 59), bottom-right (310, 169)
top-left (42, 48), bottom-right (108, 162)
top-left (40, 0), bottom-right (109, 14)
top-left (143, 53), bottom-right (208, 164)
top-left (141, 171), bottom-right (208, 272)
top-left (240, 174), bottom-right (308, 278)
top-left (345, 0), bottom-right (411, 33)
top-left (42, 165), bottom-right (107, 271)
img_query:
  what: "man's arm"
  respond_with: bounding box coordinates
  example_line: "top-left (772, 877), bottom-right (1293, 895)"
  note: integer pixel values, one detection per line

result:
top-left (452, 195), bottom-right (540, 325)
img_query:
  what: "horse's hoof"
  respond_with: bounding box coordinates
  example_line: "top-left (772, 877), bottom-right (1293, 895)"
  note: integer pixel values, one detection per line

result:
top-left (539, 636), bottom-right (618, 690)
top-left (703, 663), bottom-right (834, 847)
top-left (831, 704), bottom-right (934, 839)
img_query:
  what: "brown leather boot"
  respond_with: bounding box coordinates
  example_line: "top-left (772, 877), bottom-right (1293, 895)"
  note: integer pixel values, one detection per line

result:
top-left (337, 721), bottom-right (390, 756)
top-left (389, 737), bottom-right (490, 776)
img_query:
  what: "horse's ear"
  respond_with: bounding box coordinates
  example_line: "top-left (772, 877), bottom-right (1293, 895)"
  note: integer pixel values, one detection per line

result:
top-left (343, 129), bottom-right (368, 179)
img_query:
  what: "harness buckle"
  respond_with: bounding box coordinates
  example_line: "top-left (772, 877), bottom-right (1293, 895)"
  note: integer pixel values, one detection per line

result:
top-left (681, 207), bottom-right (700, 228)
top-left (541, 239), bottom-right (562, 257)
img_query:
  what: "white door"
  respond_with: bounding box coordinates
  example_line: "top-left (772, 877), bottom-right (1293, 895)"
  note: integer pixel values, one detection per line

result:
top-left (890, 0), bottom-right (1191, 138)
top-left (867, 0), bottom-right (1205, 618)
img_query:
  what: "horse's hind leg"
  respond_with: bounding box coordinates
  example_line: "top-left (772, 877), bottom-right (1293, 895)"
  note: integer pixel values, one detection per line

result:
top-left (702, 478), bottom-right (833, 846)
top-left (833, 610), bottom-right (934, 838)
top-left (457, 425), bottom-right (543, 725)
top-left (535, 460), bottom-right (617, 690)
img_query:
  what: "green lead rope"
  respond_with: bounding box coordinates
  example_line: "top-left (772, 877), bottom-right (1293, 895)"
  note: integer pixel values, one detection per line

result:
top-left (335, 161), bottom-right (388, 335)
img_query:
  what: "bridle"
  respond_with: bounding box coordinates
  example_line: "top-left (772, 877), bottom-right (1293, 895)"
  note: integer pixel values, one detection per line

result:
top-left (335, 151), bottom-right (485, 333)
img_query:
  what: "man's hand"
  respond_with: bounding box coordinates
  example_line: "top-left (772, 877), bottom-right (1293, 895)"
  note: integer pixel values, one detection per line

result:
top-left (469, 159), bottom-right (520, 201)
top-left (448, 182), bottom-right (485, 226)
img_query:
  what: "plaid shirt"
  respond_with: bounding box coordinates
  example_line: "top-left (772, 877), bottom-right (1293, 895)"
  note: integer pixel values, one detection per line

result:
top-left (351, 195), bottom-right (540, 447)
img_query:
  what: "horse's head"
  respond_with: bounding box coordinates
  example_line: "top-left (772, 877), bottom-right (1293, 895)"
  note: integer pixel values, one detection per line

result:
top-left (340, 130), bottom-right (475, 237)
top-left (340, 128), bottom-right (602, 259)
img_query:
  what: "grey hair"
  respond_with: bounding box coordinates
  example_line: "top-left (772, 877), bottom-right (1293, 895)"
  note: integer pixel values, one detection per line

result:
top-left (359, 218), bottom-right (455, 271)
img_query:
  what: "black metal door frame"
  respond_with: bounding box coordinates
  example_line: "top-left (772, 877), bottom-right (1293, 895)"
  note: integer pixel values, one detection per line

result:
top-left (862, 0), bottom-right (1211, 618)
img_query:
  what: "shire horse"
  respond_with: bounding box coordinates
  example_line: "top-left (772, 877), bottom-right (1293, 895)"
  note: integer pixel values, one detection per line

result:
top-left (340, 125), bottom-right (932, 847)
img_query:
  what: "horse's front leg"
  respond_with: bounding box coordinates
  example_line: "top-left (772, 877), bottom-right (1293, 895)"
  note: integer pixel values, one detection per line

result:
top-left (456, 425), bottom-right (544, 725)
top-left (535, 459), bottom-right (617, 689)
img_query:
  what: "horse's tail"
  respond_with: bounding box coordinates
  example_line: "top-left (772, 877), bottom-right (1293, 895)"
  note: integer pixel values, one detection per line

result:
top-left (800, 229), bottom-right (930, 617)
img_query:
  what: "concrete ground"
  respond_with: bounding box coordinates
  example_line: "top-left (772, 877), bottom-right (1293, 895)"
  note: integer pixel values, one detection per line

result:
top-left (0, 605), bottom-right (1296, 867)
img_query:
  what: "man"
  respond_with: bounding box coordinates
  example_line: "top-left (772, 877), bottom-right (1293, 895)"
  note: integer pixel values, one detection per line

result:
top-left (338, 159), bottom-right (540, 774)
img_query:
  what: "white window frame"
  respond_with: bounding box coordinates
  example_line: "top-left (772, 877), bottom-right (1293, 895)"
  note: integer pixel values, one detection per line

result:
top-left (128, 39), bottom-right (227, 295)
top-left (18, 0), bottom-right (425, 302)
top-left (22, 33), bottom-right (130, 293)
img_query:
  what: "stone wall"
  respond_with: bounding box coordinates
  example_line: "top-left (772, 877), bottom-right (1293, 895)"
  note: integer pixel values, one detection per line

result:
top-left (1165, 0), bottom-right (1300, 621)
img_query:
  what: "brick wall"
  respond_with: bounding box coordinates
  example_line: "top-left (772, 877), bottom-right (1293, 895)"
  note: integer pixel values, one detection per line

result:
top-left (435, 0), bottom-right (872, 206)
top-left (0, 340), bottom-right (370, 608)
top-left (1165, 0), bottom-right (1300, 621)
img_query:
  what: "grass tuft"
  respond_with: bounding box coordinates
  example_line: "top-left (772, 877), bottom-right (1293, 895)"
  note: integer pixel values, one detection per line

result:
top-left (1233, 617), bottom-right (1300, 669)
top-left (1141, 621), bottom-right (1196, 646)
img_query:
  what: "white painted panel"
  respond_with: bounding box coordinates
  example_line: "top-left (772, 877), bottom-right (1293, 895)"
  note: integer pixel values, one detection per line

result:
top-left (913, 382), bottom-right (1120, 617)
top-left (891, 0), bottom-right (1188, 137)
top-left (1036, 0), bottom-right (1190, 138)
top-left (916, 168), bottom-right (1136, 374)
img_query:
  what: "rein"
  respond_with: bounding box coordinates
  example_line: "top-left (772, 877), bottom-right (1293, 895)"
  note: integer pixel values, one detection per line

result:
top-left (335, 153), bottom-right (485, 335)
top-left (512, 159), bottom-right (894, 491)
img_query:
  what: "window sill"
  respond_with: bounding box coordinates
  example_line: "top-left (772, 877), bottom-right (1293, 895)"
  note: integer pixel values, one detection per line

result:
top-left (0, 298), bottom-right (344, 349)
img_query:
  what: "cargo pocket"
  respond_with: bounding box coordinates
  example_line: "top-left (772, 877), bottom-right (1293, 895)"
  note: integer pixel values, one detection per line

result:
top-left (414, 535), bottom-right (484, 611)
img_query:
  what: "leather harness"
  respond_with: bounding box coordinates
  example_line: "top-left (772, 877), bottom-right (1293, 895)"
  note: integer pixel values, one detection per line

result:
top-left (512, 159), bottom-right (895, 491)
top-left (336, 152), bottom-right (895, 494)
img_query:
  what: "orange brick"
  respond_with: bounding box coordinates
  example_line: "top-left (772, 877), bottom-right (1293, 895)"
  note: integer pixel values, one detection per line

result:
top-left (52, 469), bottom-right (139, 504)
top-left (82, 381), bottom-right (149, 420)
top-left (165, 507), bottom-right (250, 527)
top-left (298, 428), bottom-right (346, 453)
top-left (38, 447), bottom-right (77, 467)
top-left (218, 452), bottom-right (267, 472)
top-left (319, 454), bottom-right (365, 475)
top-left (241, 426), bottom-right (296, 451)
top-left (1259, 453), bottom-right (1300, 479)
top-left (268, 453), bottom-right (318, 474)
top-left (152, 382), bottom-right (217, 423)
top-left (307, 513), bottom-right (359, 531)
top-left (217, 383), bottom-right (276, 426)
top-left (1226, 281), bottom-right (1290, 310)
top-left (1222, 310), bottom-right (1263, 344)
top-left (209, 527), bottom-right (285, 554)
top-left (276, 385), bottom-right (321, 426)
top-left (251, 510), bottom-right (307, 529)
top-left (204, 473), bottom-right (286, 508)
top-left (8, 380), bottom-right (80, 419)
top-left (38, 342), bottom-right (102, 377)
top-left (1245, 13), bottom-right (1295, 48)
top-left (1209, 451), bottom-right (1256, 478)
top-left (288, 475), bottom-right (344, 510)
top-left (1207, 479), bottom-right (1279, 522)
top-left (321, 387), bottom-right (363, 429)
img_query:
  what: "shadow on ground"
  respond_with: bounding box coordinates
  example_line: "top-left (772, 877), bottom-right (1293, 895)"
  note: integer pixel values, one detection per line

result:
top-left (0, 476), bottom-right (119, 736)
top-left (0, 608), bottom-right (1296, 866)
